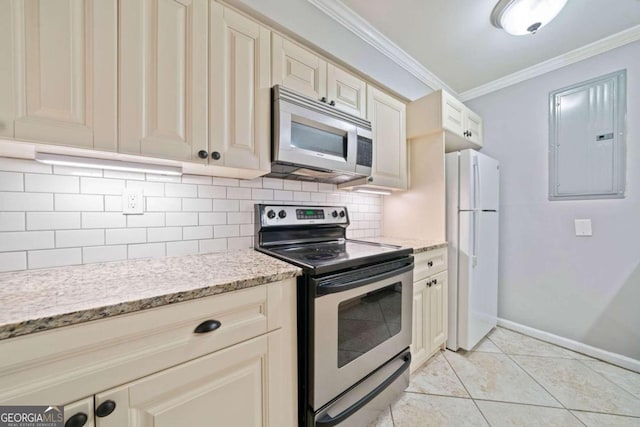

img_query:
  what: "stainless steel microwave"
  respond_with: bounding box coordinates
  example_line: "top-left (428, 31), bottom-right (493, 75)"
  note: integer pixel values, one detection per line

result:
top-left (267, 85), bottom-right (373, 184)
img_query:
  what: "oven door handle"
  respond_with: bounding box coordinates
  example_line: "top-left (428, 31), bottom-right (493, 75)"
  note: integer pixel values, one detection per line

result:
top-left (314, 262), bottom-right (414, 296)
top-left (316, 351), bottom-right (411, 427)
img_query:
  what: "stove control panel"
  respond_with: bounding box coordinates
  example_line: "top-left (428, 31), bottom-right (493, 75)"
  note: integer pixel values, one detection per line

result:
top-left (259, 205), bottom-right (349, 227)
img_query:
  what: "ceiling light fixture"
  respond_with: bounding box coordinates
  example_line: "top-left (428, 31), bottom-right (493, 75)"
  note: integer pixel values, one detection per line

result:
top-left (35, 153), bottom-right (183, 176)
top-left (490, 0), bottom-right (568, 36)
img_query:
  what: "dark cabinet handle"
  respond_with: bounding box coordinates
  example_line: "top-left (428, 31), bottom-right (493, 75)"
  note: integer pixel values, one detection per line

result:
top-left (469, 131), bottom-right (473, 137)
top-left (427, 261), bottom-right (433, 267)
top-left (320, 97), bottom-right (327, 103)
top-left (197, 150), bottom-right (208, 159)
top-left (95, 400), bottom-right (116, 418)
top-left (194, 319), bottom-right (222, 334)
top-left (433, 279), bottom-right (438, 285)
top-left (329, 100), bottom-right (336, 106)
top-left (211, 151), bottom-right (221, 160)
top-left (65, 413), bottom-right (88, 427)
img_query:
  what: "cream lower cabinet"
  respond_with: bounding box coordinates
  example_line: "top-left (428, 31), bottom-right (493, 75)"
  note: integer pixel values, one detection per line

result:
top-left (1, 280), bottom-right (297, 427)
top-left (410, 249), bottom-right (448, 372)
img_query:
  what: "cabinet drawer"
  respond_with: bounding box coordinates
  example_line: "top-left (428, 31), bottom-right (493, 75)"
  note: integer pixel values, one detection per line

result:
top-left (413, 248), bottom-right (447, 281)
top-left (0, 279), bottom-right (294, 405)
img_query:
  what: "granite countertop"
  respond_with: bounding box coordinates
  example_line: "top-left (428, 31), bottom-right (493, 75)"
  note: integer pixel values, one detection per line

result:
top-left (360, 236), bottom-right (447, 254)
top-left (0, 249), bottom-right (301, 341)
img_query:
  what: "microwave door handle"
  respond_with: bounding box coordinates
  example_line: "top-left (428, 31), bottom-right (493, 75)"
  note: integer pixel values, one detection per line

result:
top-left (316, 352), bottom-right (411, 427)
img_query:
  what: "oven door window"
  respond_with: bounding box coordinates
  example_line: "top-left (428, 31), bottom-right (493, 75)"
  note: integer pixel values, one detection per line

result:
top-left (291, 121), bottom-right (347, 160)
top-left (337, 282), bottom-right (402, 368)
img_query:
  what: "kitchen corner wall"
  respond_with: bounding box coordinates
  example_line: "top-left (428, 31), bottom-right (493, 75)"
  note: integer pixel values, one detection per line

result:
top-left (466, 40), bottom-right (640, 360)
top-left (0, 157), bottom-right (382, 272)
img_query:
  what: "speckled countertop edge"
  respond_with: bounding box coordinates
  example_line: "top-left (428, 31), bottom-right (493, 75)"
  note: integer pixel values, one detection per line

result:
top-left (359, 236), bottom-right (448, 254)
top-left (0, 249), bottom-right (301, 341)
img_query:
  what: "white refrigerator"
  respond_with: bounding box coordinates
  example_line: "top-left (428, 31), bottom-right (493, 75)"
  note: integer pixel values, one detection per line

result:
top-left (446, 149), bottom-right (500, 351)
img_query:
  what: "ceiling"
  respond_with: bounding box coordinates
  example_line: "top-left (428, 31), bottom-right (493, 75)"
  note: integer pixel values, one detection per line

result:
top-left (339, 0), bottom-right (640, 94)
top-left (229, 0), bottom-right (640, 101)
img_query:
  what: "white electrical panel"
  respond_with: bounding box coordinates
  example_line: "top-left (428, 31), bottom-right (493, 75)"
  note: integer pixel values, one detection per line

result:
top-left (122, 188), bottom-right (144, 215)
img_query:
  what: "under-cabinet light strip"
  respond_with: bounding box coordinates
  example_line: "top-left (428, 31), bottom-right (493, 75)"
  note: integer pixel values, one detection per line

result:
top-left (35, 153), bottom-right (183, 176)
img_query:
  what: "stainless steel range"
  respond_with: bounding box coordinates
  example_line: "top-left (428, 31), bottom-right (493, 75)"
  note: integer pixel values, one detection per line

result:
top-left (254, 204), bottom-right (413, 427)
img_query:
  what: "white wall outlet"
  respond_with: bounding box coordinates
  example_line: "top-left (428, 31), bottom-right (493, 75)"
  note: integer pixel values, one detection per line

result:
top-left (122, 188), bottom-right (144, 215)
top-left (574, 219), bottom-right (592, 237)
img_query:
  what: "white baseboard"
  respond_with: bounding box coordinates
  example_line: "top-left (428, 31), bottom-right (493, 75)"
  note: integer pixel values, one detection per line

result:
top-left (497, 318), bottom-right (640, 373)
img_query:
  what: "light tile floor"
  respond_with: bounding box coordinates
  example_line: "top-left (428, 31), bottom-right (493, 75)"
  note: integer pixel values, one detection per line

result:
top-left (371, 327), bottom-right (640, 426)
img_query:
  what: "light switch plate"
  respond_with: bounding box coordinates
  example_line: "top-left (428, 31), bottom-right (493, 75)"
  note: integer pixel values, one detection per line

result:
top-left (122, 188), bottom-right (144, 215)
top-left (574, 219), bottom-right (592, 236)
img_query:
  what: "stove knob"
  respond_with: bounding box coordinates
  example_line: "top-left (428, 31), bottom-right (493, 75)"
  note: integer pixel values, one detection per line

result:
top-left (339, 211), bottom-right (345, 218)
top-left (267, 210), bottom-right (276, 219)
top-left (278, 210), bottom-right (287, 219)
top-left (331, 210), bottom-right (338, 218)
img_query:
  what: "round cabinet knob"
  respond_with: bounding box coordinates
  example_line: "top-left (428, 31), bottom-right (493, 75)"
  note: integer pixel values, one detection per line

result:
top-left (331, 210), bottom-right (338, 218)
top-left (95, 400), bottom-right (116, 418)
top-left (339, 211), bottom-right (345, 218)
top-left (329, 100), bottom-right (336, 106)
top-left (278, 210), bottom-right (287, 219)
top-left (433, 279), bottom-right (438, 284)
top-left (267, 210), bottom-right (276, 219)
top-left (320, 97), bottom-right (327, 103)
top-left (197, 150), bottom-right (209, 159)
top-left (65, 413), bottom-right (88, 427)
top-left (211, 151), bottom-right (221, 160)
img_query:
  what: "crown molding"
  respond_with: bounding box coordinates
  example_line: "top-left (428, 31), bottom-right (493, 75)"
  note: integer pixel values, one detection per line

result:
top-left (307, 0), bottom-right (455, 96)
top-left (460, 24), bottom-right (640, 101)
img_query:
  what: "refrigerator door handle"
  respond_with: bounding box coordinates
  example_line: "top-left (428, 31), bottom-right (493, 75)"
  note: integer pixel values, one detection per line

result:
top-left (472, 211), bottom-right (479, 267)
top-left (473, 156), bottom-right (481, 211)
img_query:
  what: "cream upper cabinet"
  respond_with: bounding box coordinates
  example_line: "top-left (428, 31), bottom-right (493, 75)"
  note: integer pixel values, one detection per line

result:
top-left (365, 86), bottom-right (408, 190)
top-left (119, 0), bottom-right (208, 162)
top-left (210, 4), bottom-right (270, 172)
top-left (272, 34), bottom-right (367, 118)
top-left (327, 64), bottom-right (367, 118)
top-left (95, 334), bottom-right (279, 427)
top-left (407, 89), bottom-right (484, 152)
top-left (0, 0), bottom-right (118, 150)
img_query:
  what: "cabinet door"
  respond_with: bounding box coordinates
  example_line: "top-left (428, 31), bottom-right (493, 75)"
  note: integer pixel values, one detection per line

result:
top-left (465, 109), bottom-right (483, 147)
top-left (410, 279), bottom-right (428, 372)
top-left (441, 91), bottom-right (466, 137)
top-left (327, 64), bottom-right (366, 118)
top-left (272, 33), bottom-right (326, 101)
top-left (0, 0), bottom-right (117, 150)
top-left (119, 0), bottom-right (208, 162)
top-left (367, 86), bottom-right (408, 190)
top-left (210, 4), bottom-right (270, 172)
top-left (64, 397), bottom-right (95, 427)
top-left (429, 271), bottom-right (448, 353)
top-left (96, 335), bottom-right (271, 427)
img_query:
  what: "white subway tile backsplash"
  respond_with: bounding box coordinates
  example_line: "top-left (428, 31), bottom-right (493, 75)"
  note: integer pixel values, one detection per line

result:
top-left (182, 198), bottom-right (212, 212)
top-left (0, 171), bottom-right (23, 191)
top-left (146, 197), bottom-right (181, 212)
top-left (128, 242), bottom-right (165, 259)
top-left (56, 229), bottom-right (104, 248)
top-left (165, 183), bottom-right (197, 198)
top-left (166, 240), bottom-right (199, 256)
top-left (106, 228), bottom-right (147, 245)
top-left (126, 180), bottom-right (164, 197)
top-left (199, 238), bottom-right (227, 253)
top-left (25, 173), bottom-right (79, 193)
top-left (127, 213), bottom-right (165, 228)
top-left (147, 227), bottom-right (182, 242)
top-left (183, 225), bottom-right (213, 240)
top-left (81, 177), bottom-right (125, 195)
top-left (55, 194), bottom-right (103, 211)
top-left (198, 212), bottom-right (226, 225)
top-left (0, 252), bottom-right (27, 272)
top-left (82, 212), bottom-right (126, 229)
top-left (28, 248), bottom-right (82, 269)
top-left (83, 245), bottom-right (127, 264)
top-left (197, 185), bottom-right (226, 199)
top-left (0, 192), bottom-right (53, 211)
top-left (0, 212), bottom-right (25, 231)
top-left (27, 212), bottom-right (80, 230)
top-left (166, 212), bottom-right (198, 226)
top-left (227, 187), bottom-right (252, 199)
top-left (0, 158), bottom-right (382, 271)
top-left (0, 231), bottom-right (54, 252)
top-left (0, 158), bottom-right (51, 174)
top-left (214, 224), bottom-right (239, 238)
